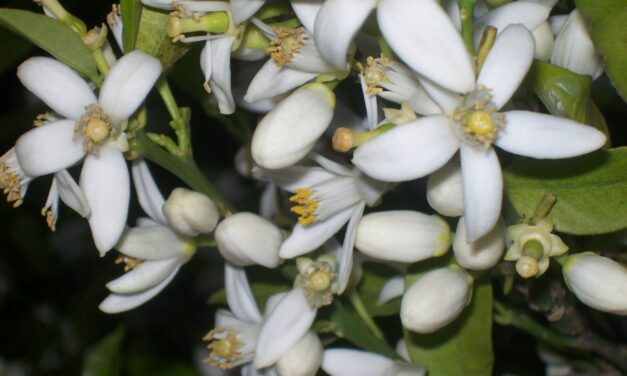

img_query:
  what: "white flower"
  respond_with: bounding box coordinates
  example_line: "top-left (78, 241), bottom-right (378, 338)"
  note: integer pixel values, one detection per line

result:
top-left (99, 160), bottom-right (194, 313)
top-left (401, 266), bottom-right (473, 333)
top-left (259, 153), bottom-right (386, 292)
top-left (426, 158), bottom-right (464, 218)
top-left (214, 212), bottom-right (282, 268)
top-left (163, 187), bottom-right (220, 237)
top-left (200, 35), bottom-right (237, 114)
top-left (275, 331), bottom-right (323, 376)
top-left (355, 211), bottom-right (451, 263)
top-left (562, 253), bottom-right (627, 315)
top-left (453, 217), bottom-right (504, 270)
top-left (322, 348), bottom-right (425, 376)
top-left (353, 22), bottom-right (606, 242)
top-left (15, 51), bottom-right (162, 255)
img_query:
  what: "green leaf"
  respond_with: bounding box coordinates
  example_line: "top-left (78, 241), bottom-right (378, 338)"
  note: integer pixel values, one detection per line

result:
top-left (358, 262), bottom-right (402, 317)
top-left (135, 7), bottom-right (190, 69)
top-left (527, 60), bottom-right (609, 142)
top-left (576, 0), bottom-right (627, 101)
top-left (504, 147), bottom-right (627, 235)
top-left (331, 300), bottom-right (401, 360)
top-left (82, 327), bottom-right (125, 376)
top-left (404, 278), bottom-right (494, 376)
top-left (0, 8), bottom-right (100, 84)
top-left (121, 0), bottom-right (142, 52)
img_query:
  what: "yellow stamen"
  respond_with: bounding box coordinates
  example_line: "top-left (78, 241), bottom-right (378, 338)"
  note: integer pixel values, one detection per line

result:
top-left (114, 255), bottom-right (142, 272)
top-left (75, 104), bottom-right (113, 152)
top-left (267, 27), bottom-right (305, 67)
top-left (0, 163), bottom-right (24, 208)
top-left (296, 258), bottom-right (337, 308)
top-left (289, 188), bottom-right (318, 225)
top-left (41, 207), bottom-right (57, 231)
top-left (357, 55), bottom-right (391, 96)
top-left (204, 328), bottom-right (241, 370)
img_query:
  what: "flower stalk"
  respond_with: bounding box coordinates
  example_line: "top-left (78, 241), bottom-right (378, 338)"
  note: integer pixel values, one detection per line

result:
top-left (458, 0), bottom-right (478, 55)
top-left (349, 291), bottom-right (385, 340)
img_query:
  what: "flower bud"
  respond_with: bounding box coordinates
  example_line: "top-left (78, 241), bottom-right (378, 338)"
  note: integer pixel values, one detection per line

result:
top-left (563, 253), bottom-right (627, 315)
top-left (276, 331), bottom-right (323, 376)
top-left (401, 267), bottom-right (473, 333)
top-left (426, 160), bottom-right (464, 217)
top-left (214, 212), bottom-right (282, 268)
top-left (531, 21), bottom-right (554, 61)
top-left (355, 211), bottom-right (451, 263)
top-left (453, 217), bottom-right (504, 270)
top-left (551, 10), bottom-right (603, 79)
top-left (162, 188), bottom-right (219, 237)
top-left (251, 83), bottom-right (335, 169)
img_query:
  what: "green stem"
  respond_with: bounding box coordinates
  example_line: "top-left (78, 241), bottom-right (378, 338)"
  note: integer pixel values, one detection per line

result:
top-left (531, 192), bottom-right (557, 224)
top-left (156, 78), bottom-right (190, 155)
top-left (458, 0), bottom-right (477, 55)
top-left (349, 291), bottom-right (385, 340)
top-left (91, 48), bottom-right (110, 77)
top-left (131, 132), bottom-right (232, 215)
top-left (195, 235), bottom-right (216, 247)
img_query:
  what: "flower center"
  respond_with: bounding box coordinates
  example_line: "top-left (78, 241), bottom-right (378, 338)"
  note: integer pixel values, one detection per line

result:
top-left (115, 255), bottom-right (142, 272)
top-left (267, 27), bottom-right (305, 67)
top-left (289, 188), bottom-right (318, 225)
top-left (204, 328), bottom-right (241, 370)
top-left (357, 55), bottom-right (390, 96)
top-left (75, 104), bottom-right (113, 152)
top-left (296, 258), bottom-right (337, 308)
top-left (452, 86), bottom-right (505, 148)
top-left (85, 118), bottom-right (110, 143)
top-left (464, 111), bottom-right (494, 136)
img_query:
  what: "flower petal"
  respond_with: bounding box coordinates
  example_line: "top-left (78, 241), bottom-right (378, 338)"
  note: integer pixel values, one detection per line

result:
top-left (417, 75), bottom-right (460, 116)
top-left (460, 145), bottom-right (502, 242)
top-left (99, 50), bottom-right (162, 124)
top-left (322, 349), bottom-right (394, 376)
top-left (314, 0), bottom-right (377, 71)
top-left (337, 201), bottom-right (365, 294)
top-left (495, 111), bottom-right (606, 158)
top-left (257, 166), bottom-right (337, 193)
top-left (354, 169), bottom-right (387, 206)
top-left (280, 206), bottom-right (354, 259)
top-left (225, 263), bottom-right (263, 323)
top-left (378, 0), bottom-right (475, 93)
top-left (473, 1), bottom-right (551, 47)
top-left (254, 287), bottom-right (317, 368)
top-left (99, 265), bottom-right (180, 313)
top-left (291, 0), bottom-right (323, 34)
top-left (131, 159), bottom-right (166, 224)
top-left (208, 36), bottom-right (236, 114)
top-left (106, 257), bottom-right (182, 294)
top-left (352, 116), bottom-right (459, 182)
top-left (117, 224), bottom-right (185, 259)
top-left (17, 57), bottom-right (96, 120)
top-left (245, 60), bottom-right (317, 103)
top-left (426, 158), bottom-right (464, 217)
top-left (453, 217), bottom-right (504, 270)
top-left (54, 170), bottom-right (90, 217)
top-left (81, 146), bottom-right (130, 256)
top-left (377, 275), bottom-right (404, 306)
top-left (15, 120), bottom-right (85, 177)
top-left (230, 0), bottom-right (265, 24)
top-left (477, 24), bottom-right (534, 110)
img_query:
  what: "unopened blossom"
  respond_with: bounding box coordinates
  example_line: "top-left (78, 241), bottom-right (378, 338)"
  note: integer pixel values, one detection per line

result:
top-left (275, 331), bottom-right (323, 376)
top-left (14, 51), bottom-right (162, 255)
top-left (453, 217), bottom-right (504, 270)
top-left (163, 187), bottom-right (220, 237)
top-left (353, 20), bottom-right (605, 242)
top-left (323, 348), bottom-right (425, 376)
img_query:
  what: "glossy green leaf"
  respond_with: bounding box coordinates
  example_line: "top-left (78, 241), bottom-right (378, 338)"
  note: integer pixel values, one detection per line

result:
top-left (576, 0), bottom-right (627, 101)
top-left (358, 262), bottom-right (401, 317)
top-left (404, 278), bottom-right (494, 376)
top-left (135, 8), bottom-right (190, 69)
top-left (82, 327), bottom-right (125, 376)
top-left (121, 0), bottom-right (142, 52)
top-left (504, 147), bottom-right (627, 235)
top-left (527, 60), bottom-right (609, 142)
top-left (0, 8), bottom-right (100, 83)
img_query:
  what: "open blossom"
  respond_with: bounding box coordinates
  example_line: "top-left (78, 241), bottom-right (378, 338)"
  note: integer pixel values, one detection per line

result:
top-left (13, 51), bottom-right (161, 255)
top-left (353, 18), bottom-right (605, 242)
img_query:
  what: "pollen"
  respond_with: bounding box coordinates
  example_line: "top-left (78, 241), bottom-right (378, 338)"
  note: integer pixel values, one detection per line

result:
top-left (41, 207), bottom-right (57, 231)
top-left (267, 27), bottom-right (305, 67)
top-left (114, 255), bottom-right (143, 272)
top-left (357, 55), bottom-right (391, 96)
top-left (204, 328), bottom-right (241, 370)
top-left (289, 188), bottom-right (318, 225)
top-left (0, 162), bottom-right (24, 208)
top-left (75, 104), bottom-right (113, 152)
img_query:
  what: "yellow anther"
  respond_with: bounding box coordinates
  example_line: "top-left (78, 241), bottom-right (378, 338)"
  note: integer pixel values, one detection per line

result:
top-left (357, 55), bottom-right (391, 96)
top-left (41, 207), bottom-right (57, 231)
top-left (267, 27), bottom-right (305, 67)
top-left (114, 255), bottom-right (142, 272)
top-left (0, 163), bottom-right (24, 208)
top-left (75, 104), bottom-right (113, 152)
top-left (289, 188), bottom-right (318, 225)
top-left (204, 328), bottom-right (241, 370)
top-left (464, 111), bottom-right (494, 136)
top-left (453, 87), bottom-right (503, 148)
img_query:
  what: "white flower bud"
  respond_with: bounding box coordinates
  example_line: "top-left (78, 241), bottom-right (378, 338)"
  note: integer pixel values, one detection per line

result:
top-left (214, 212), bottom-right (282, 268)
top-left (162, 188), bottom-right (219, 237)
top-left (276, 331), bottom-right (323, 376)
top-left (551, 10), bottom-right (603, 79)
top-left (563, 253), bottom-right (627, 315)
top-left (355, 211), bottom-right (451, 263)
top-left (453, 217), bottom-right (504, 270)
top-left (426, 160), bottom-right (464, 217)
top-left (401, 267), bottom-right (473, 333)
top-left (251, 82), bottom-right (335, 169)
top-left (531, 21), bottom-right (554, 61)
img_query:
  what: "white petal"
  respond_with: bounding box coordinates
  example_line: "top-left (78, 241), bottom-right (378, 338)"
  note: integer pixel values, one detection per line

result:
top-left (131, 159), bottom-right (166, 224)
top-left (99, 266), bottom-right (179, 313)
top-left (474, 1), bottom-right (551, 47)
top-left (354, 169), bottom-right (387, 206)
top-left (532, 21), bottom-right (554, 61)
top-left (259, 184), bottom-right (278, 220)
top-left (377, 275), bottom-right (404, 306)
top-left (99, 50), bottom-right (162, 124)
top-left (230, 0), bottom-right (266, 24)
top-left (417, 75), bottom-right (460, 116)
top-left (460, 145), bottom-right (502, 242)
top-left (275, 331), bottom-right (323, 376)
top-left (378, 0), bottom-right (475, 93)
top-left (54, 170), bottom-right (90, 217)
top-left (352, 116), bottom-right (459, 182)
top-left (495, 111), bottom-right (606, 158)
top-left (280, 206), bottom-right (354, 259)
top-left (15, 120), bottom-right (85, 177)
top-left (308, 153), bottom-right (353, 176)
top-left (477, 24), bottom-right (535, 110)
top-left (314, 0), bottom-right (377, 71)
top-left (254, 288), bottom-right (317, 368)
top-left (106, 257), bottom-right (182, 294)
top-left (337, 201), bottom-right (365, 293)
top-left (117, 224), bottom-right (185, 259)
top-left (361, 76), bottom-right (379, 131)
top-left (209, 36), bottom-right (236, 114)
top-left (81, 147), bottom-right (130, 256)
top-left (453, 217), bottom-right (504, 270)
top-left (426, 158), bottom-right (464, 217)
top-left (17, 57), bottom-right (96, 120)
top-left (257, 166), bottom-right (338, 192)
top-left (245, 60), bottom-right (317, 103)
top-left (200, 41), bottom-right (212, 85)
top-left (215, 308), bottom-right (246, 327)
top-left (443, 0), bottom-right (460, 30)
top-left (291, 0), bottom-right (323, 34)
top-left (322, 349), bottom-right (394, 376)
top-left (225, 263), bottom-right (263, 323)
